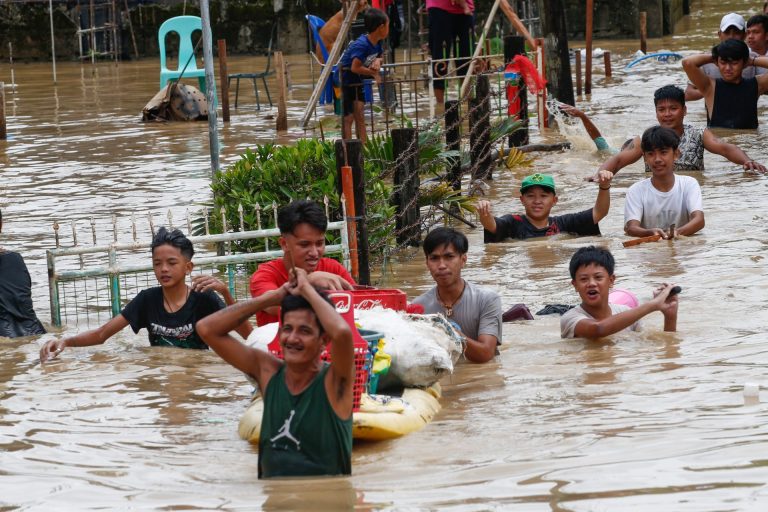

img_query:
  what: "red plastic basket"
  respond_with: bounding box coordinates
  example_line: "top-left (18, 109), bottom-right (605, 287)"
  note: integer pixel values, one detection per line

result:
top-left (350, 287), bottom-right (407, 311)
top-left (267, 292), bottom-right (370, 411)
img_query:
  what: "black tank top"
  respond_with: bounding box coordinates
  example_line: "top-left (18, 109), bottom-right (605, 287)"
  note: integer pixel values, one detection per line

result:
top-left (708, 77), bottom-right (759, 129)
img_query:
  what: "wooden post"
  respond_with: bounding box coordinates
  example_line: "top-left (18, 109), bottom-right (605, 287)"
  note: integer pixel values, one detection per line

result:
top-left (575, 49), bottom-right (582, 96)
top-left (469, 74), bottom-right (492, 180)
top-left (604, 50), bottom-right (612, 78)
top-left (537, 0), bottom-right (574, 105)
top-left (0, 83), bottom-right (6, 140)
top-left (340, 166), bottom-right (360, 282)
top-left (124, 0), bottom-right (139, 60)
top-left (445, 100), bottom-right (462, 191)
top-left (275, 51), bottom-right (288, 132)
top-left (200, 0), bottom-right (220, 175)
top-left (334, 139), bottom-right (370, 284)
top-left (391, 128), bottom-right (421, 247)
top-left (640, 11), bottom-right (648, 54)
top-left (585, 0), bottom-right (593, 95)
top-left (504, 35), bottom-right (529, 147)
top-left (217, 39), bottom-right (230, 123)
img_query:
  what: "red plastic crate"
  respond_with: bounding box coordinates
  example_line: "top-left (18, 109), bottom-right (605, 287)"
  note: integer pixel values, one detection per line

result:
top-left (350, 286), bottom-right (407, 311)
top-left (267, 292), bottom-right (370, 411)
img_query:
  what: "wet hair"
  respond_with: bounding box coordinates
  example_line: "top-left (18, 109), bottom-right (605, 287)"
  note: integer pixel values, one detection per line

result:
top-left (277, 200), bottom-right (328, 235)
top-left (150, 227), bottom-right (194, 260)
top-left (280, 288), bottom-right (335, 334)
top-left (653, 84), bottom-right (685, 107)
top-left (712, 39), bottom-right (750, 62)
top-left (422, 226), bottom-right (469, 256)
top-left (569, 246), bottom-right (615, 279)
top-left (747, 14), bottom-right (768, 33)
top-left (364, 7), bottom-right (388, 33)
top-left (640, 126), bottom-right (680, 152)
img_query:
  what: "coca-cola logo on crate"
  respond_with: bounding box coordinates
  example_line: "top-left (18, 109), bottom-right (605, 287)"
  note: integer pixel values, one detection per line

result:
top-left (355, 299), bottom-right (383, 310)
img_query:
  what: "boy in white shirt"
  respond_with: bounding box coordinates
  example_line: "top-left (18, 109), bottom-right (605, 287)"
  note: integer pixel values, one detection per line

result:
top-left (624, 126), bottom-right (705, 239)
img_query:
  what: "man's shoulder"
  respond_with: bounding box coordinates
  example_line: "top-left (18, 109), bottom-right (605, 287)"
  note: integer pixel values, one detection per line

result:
top-left (412, 286), bottom-right (437, 305)
top-left (627, 178), bottom-right (652, 193)
top-left (676, 174), bottom-right (701, 188)
top-left (317, 257), bottom-right (347, 272)
top-left (464, 281), bottom-right (500, 304)
top-left (255, 259), bottom-right (286, 275)
top-left (192, 289), bottom-right (226, 309)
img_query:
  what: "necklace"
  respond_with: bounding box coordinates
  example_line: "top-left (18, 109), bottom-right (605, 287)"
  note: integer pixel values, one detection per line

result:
top-left (436, 280), bottom-right (465, 318)
top-left (163, 287), bottom-right (190, 313)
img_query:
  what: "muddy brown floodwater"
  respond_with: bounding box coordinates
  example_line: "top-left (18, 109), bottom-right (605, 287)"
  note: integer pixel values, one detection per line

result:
top-left (2, 0), bottom-right (768, 509)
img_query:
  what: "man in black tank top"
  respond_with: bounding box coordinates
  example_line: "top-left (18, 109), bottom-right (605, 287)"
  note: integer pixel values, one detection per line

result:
top-left (683, 39), bottom-right (768, 129)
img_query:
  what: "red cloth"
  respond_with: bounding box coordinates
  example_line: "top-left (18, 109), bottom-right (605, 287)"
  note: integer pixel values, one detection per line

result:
top-left (426, 0), bottom-right (474, 15)
top-left (249, 258), bottom-right (355, 326)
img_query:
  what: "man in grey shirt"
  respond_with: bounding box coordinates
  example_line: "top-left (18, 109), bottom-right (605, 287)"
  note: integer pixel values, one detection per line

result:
top-left (413, 227), bottom-right (502, 363)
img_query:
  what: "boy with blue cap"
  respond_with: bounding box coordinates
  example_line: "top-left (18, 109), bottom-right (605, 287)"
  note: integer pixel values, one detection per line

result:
top-left (477, 171), bottom-right (612, 242)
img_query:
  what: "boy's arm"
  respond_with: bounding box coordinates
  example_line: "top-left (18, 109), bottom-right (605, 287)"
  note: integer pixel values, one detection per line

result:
top-left (196, 288), bottom-right (287, 389)
top-left (461, 293), bottom-right (502, 363)
top-left (192, 274), bottom-right (253, 338)
top-left (684, 83), bottom-right (704, 102)
top-left (560, 104), bottom-right (603, 142)
top-left (591, 137), bottom-right (642, 180)
top-left (754, 56), bottom-right (768, 94)
top-left (653, 284), bottom-right (678, 332)
top-left (592, 170), bottom-right (613, 223)
top-left (702, 129), bottom-right (767, 173)
top-left (350, 57), bottom-right (381, 81)
top-left (40, 314), bottom-right (129, 362)
top-left (476, 200), bottom-right (497, 233)
top-left (573, 284), bottom-right (677, 338)
top-left (681, 54), bottom-right (714, 97)
top-left (674, 210), bottom-right (704, 237)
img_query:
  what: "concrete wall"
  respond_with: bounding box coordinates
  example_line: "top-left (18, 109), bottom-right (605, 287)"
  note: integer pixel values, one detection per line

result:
top-left (564, 0), bottom-right (688, 40)
top-left (0, 0), bottom-right (336, 61)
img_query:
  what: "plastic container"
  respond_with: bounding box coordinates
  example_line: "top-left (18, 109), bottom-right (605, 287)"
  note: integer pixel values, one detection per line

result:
top-left (609, 288), bottom-right (639, 309)
top-left (350, 287), bottom-right (407, 311)
top-left (359, 329), bottom-right (385, 395)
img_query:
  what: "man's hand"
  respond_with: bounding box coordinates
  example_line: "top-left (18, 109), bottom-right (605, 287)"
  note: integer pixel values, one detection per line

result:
top-left (477, 200), bottom-right (497, 232)
top-left (596, 169), bottom-right (613, 189)
top-left (743, 160), bottom-right (767, 174)
top-left (559, 104), bottom-right (585, 119)
top-left (40, 338), bottom-right (67, 363)
top-left (286, 268), bottom-right (312, 296)
top-left (191, 274), bottom-right (228, 295)
top-left (651, 283), bottom-right (679, 317)
top-left (307, 271), bottom-right (353, 291)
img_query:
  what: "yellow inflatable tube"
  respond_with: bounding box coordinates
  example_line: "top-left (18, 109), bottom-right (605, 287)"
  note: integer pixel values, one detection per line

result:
top-left (238, 384), bottom-right (442, 443)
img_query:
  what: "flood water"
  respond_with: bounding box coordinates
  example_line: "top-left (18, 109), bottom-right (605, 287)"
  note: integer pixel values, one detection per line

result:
top-left (3, 0), bottom-right (768, 509)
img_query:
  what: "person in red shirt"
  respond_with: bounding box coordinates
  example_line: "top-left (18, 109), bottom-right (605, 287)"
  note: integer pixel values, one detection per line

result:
top-left (250, 200), bottom-right (354, 325)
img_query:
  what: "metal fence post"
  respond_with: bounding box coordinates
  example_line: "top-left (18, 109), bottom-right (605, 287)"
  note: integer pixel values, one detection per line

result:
top-left (108, 246), bottom-right (121, 317)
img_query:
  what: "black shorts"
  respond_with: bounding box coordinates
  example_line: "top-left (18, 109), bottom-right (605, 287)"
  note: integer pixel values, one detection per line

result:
top-left (342, 84), bottom-right (365, 116)
top-left (428, 7), bottom-right (474, 91)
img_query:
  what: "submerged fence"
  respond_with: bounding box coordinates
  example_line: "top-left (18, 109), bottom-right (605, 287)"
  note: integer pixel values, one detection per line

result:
top-left (46, 201), bottom-right (350, 328)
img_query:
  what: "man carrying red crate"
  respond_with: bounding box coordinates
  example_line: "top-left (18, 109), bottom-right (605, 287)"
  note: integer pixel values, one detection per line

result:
top-left (250, 200), bottom-right (355, 326)
top-left (198, 267), bottom-right (355, 478)
top-left (413, 227), bottom-right (502, 363)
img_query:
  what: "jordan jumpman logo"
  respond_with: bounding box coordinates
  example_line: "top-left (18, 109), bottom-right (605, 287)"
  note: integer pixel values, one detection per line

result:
top-left (270, 409), bottom-right (300, 449)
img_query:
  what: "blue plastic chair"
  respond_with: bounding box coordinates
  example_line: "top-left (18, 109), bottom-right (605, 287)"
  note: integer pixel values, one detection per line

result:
top-left (306, 14), bottom-right (335, 105)
top-left (306, 14), bottom-right (374, 106)
top-left (159, 16), bottom-right (207, 93)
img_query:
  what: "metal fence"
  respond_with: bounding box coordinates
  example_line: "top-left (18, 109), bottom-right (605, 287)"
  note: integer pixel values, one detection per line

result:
top-left (46, 201), bottom-right (350, 328)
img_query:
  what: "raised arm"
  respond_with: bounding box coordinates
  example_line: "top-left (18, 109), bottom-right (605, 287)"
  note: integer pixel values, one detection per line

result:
top-left (196, 288), bottom-right (287, 390)
top-left (40, 314), bottom-right (129, 362)
top-left (681, 54), bottom-right (714, 97)
top-left (192, 274), bottom-right (253, 338)
top-left (702, 129), bottom-right (767, 173)
top-left (592, 170), bottom-right (613, 223)
top-left (560, 104), bottom-right (603, 142)
top-left (591, 136), bottom-right (643, 180)
top-left (476, 200), bottom-right (497, 234)
top-left (573, 284), bottom-right (677, 338)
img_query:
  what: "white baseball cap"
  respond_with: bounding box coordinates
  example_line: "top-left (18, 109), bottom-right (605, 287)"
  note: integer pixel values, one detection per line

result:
top-left (720, 12), bottom-right (745, 32)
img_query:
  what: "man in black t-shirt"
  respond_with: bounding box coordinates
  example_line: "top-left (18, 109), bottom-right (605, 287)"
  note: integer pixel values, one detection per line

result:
top-left (40, 227), bottom-right (252, 362)
top-left (478, 172), bottom-right (613, 242)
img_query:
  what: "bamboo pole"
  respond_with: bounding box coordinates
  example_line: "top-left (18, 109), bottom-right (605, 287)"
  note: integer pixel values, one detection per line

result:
top-left (585, 0), bottom-right (593, 95)
top-left (218, 39), bottom-right (230, 122)
top-left (604, 50), bottom-right (612, 78)
top-left (200, 0), bottom-right (220, 175)
top-left (124, 0), bottom-right (139, 60)
top-left (300, 1), bottom-right (358, 128)
top-left (340, 167), bottom-right (360, 282)
top-left (536, 37), bottom-right (547, 129)
top-left (640, 11), bottom-right (648, 54)
top-left (459, 0), bottom-right (502, 99)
